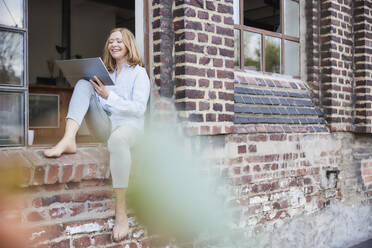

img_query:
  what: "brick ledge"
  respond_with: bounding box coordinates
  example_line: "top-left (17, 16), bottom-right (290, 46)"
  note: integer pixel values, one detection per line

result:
top-left (0, 145), bottom-right (109, 187)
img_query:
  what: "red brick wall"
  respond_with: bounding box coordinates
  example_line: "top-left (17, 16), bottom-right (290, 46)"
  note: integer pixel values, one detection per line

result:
top-left (0, 148), bottom-right (169, 248)
top-left (224, 131), bottom-right (342, 227)
top-left (353, 0), bottom-right (372, 133)
top-left (319, 0), bottom-right (354, 132)
top-left (153, 1), bottom-right (234, 135)
top-left (305, 0), bottom-right (321, 107)
top-left (306, 0), bottom-right (372, 133)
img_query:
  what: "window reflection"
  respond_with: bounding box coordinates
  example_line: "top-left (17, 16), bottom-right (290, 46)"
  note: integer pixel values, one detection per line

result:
top-left (234, 30), bottom-right (240, 67)
top-left (0, 0), bottom-right (24, 28)
top-left (284, 0), bottom-right (299, 37)
top-left (244, 0), bottom-right (281, 33)
top-left (285, 40), bottom-right (299, 76)
top-left (244, 31), bottom-right (261, 71)
top-left (0, 92), bottom-right (24, 146)
top-left (0, 31), bottom-right (24, 86)
top-left (265, 36), bottom-right (281, 73)
top-left (233, 0), bottom-right (240, 24)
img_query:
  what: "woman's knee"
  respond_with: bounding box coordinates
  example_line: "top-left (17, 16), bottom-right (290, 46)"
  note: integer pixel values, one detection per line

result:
top-left (107, 132), bottom-right (130, 152)
top-left (75, 79), bottom-right (94, 92)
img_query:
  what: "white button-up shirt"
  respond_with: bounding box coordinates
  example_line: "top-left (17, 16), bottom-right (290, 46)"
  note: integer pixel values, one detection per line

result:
top-left (98, 63), bottom-right (150, 132)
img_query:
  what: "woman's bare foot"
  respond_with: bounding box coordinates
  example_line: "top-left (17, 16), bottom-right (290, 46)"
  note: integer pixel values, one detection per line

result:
top-left (43, 137), bottom-right (77, 158)
top-left (112, 214), bottom-right (129, 242)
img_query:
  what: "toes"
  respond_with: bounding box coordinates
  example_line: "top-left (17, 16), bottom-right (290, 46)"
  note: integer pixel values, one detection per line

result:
top-left (113, 228), bottom-right (120, 242)
top-left (44, 150), bottom-right (53, 158)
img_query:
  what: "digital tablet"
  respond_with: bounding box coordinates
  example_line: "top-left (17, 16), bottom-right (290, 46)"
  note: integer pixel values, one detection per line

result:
top-left (55, 57), bottom-right (114, 87)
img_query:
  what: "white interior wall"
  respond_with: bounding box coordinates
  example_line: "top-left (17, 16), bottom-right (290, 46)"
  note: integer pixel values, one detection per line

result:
top-left (28, 0), bottom-right (62, 84)
top-left (70, 1), bottom-right (116, 60)
top-left (28, 0), bottom-right (116, 84)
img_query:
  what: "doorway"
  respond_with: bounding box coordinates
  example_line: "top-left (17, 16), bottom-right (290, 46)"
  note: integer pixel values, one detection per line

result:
top-left (27, 0), bottom-right (147, 144)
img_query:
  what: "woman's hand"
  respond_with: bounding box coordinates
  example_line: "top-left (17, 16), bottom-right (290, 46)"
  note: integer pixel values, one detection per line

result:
top-left (90, 76), bottom-right (110, 99)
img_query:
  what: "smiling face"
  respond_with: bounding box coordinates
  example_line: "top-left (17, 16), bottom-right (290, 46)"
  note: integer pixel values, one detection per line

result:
top-left (103, 28), bottom-right (143, 72)
top-left (107, 31), bottom-right (127, 62)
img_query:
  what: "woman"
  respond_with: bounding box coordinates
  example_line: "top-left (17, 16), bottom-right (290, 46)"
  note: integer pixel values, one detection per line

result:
top-left (44, 27), bottom-right (150, 242)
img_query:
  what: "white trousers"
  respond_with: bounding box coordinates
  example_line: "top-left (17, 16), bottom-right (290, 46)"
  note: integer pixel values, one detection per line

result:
top-left (66, 79), bottom-right (140, 188)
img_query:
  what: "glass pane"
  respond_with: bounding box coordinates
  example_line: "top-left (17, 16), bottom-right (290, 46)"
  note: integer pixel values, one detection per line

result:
top-left (284, 0), bottom-right (299, 37)
top-left (29, 94), bottom-right (59, 128)
top-left (285, 40), bottom-right (300, 76)
top-left (244, 0), bottom-right (281, 33)
top-left (234, 29), bottom-right (240, 67)
top-left (265, 36), bottom-right (281, 73)
top-left (244, 31), bottom-right (261, 71)
top-left (233, 0), bottom-right (240, 24)
top-left (0, 30), bottom-right (24, 86)
top-left (0, 0), bottom-right (24, 28)
top-left (0, 92), bottom-right (24, 146)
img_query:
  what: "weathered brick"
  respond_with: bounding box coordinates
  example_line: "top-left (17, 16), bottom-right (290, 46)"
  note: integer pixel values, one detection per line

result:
top-left (70, 204), bottom-right (85, 217)
top-left (213, 58), bottom-right (223, 67)
top-left (178, 54), bottom-right (196, 64)
top-left (207, 46), bottom-right (217, 55)
top-left (73, 164), bottom-right (84, 182)
top-left (33, 166), bottom-right (46, 185)
top-left (199, 102), bottom-right (210, 111)
top-left (209, 91), bottom-right (217, 99)
top-left (249, 145), bottom-right (257, 153)
top-left (93, 233), bottom-right (112, 246)
top-left (212, 126), bottom-right (222, 134)
top-left (224, 16), bottom-right (234, 25)
top-left (189, 114), bottom-right (204, 122)
top-left (198, 33), bottom-right (208, 43)
top-left (217, 3), bottom-right (233, 14)
top-left (204, 23), bottom-right (215, 32)
top-left (206, 69), bottom-right (215, 78)
top-left (199, 79), bottom-right (210, 87)
top-left (46, 165), bottom-right (59, 184)
top-left (224, 37), bottom-right (234, 47)
top-left (198, 10), bottom-right (209, 19)
top-left (183, 42), bottom-right (205, 53)
top-left (211, 14), bottom-right (221, 23)
top-left (213, 103), bottom-right (223, 112)
top-left (73, 236), bottom-right (91, 248)
top-left (219, 48), bottom-right (234, 57)
top-left (186, 89), bottom-right (205, 99)
top-left (213, 80), bottom-right (223, 89)
top-left (41, 239), bottom-right (70, 248)
top-left (42, 194), bottom-right (72, 206)
top-left (226, 103), bottom-right (234, 112)
top-left (216, 26), bottom-right (234, 36)
top-left (185, 20), bottom-right (202, 30)
top-left (206, 1), bottom-right (215, 11)
top-left (30, 224), bottom-right (64, 244)
top-left (238, 145), bottom-right (246, 154)
top-left (217, 70), bottom-right (234, 79)
top-left (212, 36), bottom-right (222, 45)
top-left (199, 56), bottom-right (211, 65)
top-left (49, 207), bottom-right (68, 219)
top-left (206, 113), bottom-right (216, 122)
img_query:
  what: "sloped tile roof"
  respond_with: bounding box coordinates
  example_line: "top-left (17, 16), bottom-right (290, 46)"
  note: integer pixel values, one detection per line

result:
top-left (234, 72), bottom-right (329, 133)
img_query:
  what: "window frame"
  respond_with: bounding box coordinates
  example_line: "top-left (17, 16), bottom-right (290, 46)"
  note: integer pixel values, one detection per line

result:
top-left (0, 0), bottom-right (29, 147)
top-left (234, 0), bottom-right (300, 76)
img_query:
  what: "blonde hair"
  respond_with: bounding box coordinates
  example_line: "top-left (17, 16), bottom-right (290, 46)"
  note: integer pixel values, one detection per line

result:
top-left (103, 28), bottom-right (143, 72)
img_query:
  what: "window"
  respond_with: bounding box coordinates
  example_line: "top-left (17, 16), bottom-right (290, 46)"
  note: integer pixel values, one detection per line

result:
top-left (234, 0), bottom-right (300, 77)
top-left (0, 0), bottom-right (27, 146)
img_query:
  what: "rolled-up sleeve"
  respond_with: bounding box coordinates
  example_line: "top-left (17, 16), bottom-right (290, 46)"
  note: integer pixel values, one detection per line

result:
top-left (106, 68), bottom-right (150, 117)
